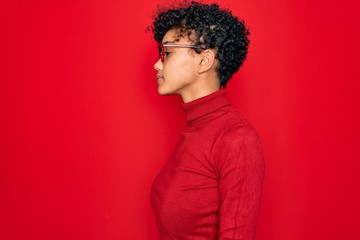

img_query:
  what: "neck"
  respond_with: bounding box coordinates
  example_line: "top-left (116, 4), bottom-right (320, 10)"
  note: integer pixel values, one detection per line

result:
top-left (180, 75), bottom-right (221, 103)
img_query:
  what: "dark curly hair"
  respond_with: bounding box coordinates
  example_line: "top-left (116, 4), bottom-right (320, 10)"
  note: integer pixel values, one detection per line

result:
top-left (150, 1), bottom-right (250, 87)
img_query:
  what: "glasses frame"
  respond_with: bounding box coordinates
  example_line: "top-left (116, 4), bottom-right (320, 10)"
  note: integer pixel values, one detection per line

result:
top-left (159, 43), bottom-right (203, 62)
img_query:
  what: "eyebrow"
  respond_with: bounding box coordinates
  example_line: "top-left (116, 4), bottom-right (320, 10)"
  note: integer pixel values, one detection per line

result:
top-left (162, 40), bottom-right (176, 44)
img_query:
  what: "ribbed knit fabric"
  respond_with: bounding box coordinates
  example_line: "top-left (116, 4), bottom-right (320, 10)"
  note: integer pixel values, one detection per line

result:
top-left (150, 89), bottom-right (265, 240)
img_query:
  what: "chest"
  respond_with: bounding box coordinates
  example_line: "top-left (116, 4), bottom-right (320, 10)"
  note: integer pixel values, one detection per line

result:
top-left (150, 131), bottom-right (220, 233)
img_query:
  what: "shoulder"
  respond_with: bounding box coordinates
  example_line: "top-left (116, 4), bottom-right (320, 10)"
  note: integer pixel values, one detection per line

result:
top-left (211, 108), bottom-right (263, 155)
top-left (217, 122), bottom-right (261, 151)
top-left (218, 107), bottom-right (260, 142)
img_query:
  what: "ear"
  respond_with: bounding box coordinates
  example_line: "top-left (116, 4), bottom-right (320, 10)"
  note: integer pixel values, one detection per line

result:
top-left (197, 49), bottom-right (217, 74)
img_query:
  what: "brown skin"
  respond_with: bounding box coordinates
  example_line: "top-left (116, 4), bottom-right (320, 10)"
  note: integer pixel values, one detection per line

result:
top-left (154, 29), bottom-right (220, 103)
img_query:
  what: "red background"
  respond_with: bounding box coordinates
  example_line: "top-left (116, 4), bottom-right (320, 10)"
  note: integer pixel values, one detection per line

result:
top-left (2, 0), bottom-right (360, 239)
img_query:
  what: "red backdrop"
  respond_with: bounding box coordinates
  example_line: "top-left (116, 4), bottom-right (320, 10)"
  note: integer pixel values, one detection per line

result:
top-left (2, 0), bottom-right (360, 239)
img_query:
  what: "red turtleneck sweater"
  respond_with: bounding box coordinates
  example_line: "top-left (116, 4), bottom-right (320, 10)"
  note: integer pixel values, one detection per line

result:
top-left (150, 90), bottom-right (265, 240)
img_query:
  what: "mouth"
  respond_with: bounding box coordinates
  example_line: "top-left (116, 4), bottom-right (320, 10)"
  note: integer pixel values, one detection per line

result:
top-left (156, 74), bottom-right (164, 83)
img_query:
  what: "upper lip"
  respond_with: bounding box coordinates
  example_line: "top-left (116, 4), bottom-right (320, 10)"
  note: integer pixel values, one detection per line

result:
top-left (157, 74), bottom-right (163, 79)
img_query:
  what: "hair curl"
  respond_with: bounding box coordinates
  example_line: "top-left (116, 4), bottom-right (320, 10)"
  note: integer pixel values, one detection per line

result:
top-left (150, 1), bottom-right (250, 87)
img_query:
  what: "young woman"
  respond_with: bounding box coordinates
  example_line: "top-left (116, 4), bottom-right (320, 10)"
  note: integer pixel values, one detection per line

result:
top-left (149, 2), bottom-right (265, 239)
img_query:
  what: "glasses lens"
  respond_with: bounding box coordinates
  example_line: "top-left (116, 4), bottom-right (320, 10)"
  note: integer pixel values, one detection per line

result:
top-left (159, 43), bottom-right (165, 62)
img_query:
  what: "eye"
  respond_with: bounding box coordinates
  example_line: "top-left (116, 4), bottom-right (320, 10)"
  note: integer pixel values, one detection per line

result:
top-left (164, 51), bottom-right (171, 56)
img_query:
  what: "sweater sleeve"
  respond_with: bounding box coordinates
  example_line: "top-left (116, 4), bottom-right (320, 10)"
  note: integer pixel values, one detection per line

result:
top-left (214, 126), bottom-right (265, 240)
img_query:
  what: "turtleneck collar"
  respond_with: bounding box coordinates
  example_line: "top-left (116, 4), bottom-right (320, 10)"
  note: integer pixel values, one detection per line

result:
top-left (182, 89), bottom-right (231, 124)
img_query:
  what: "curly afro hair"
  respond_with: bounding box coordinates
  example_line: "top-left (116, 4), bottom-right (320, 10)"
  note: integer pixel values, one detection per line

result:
top-left (151, 1), bottom-right (250, 88)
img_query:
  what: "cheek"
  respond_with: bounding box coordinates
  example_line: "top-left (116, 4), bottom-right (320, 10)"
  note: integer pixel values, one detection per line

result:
top-left (164, 55), bottom-right (196, 81)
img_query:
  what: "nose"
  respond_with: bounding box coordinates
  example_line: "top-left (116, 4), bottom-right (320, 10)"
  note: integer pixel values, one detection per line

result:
top-left (154, 58), bottom-right (162, 71)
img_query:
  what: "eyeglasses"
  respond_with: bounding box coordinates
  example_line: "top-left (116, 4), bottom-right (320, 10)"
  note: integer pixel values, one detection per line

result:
top-left (159, 43), bottom-right (203, 62)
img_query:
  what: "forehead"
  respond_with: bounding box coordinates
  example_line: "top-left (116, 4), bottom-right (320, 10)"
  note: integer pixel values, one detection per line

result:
top-left (162, 29), bottom-right (191, 44)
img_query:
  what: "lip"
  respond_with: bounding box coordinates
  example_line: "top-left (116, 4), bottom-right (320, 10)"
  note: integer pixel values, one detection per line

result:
top-left (156, 74), bottom-right (164, 79)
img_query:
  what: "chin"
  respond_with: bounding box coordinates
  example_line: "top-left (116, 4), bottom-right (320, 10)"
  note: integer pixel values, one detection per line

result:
top-left (158, 86), bottom-right (174, 96)
top-left (158, 90), bottom-right (173, 96)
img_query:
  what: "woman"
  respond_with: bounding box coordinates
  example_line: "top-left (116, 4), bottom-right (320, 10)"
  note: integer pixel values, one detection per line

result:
top-left (149, 2), bottom-right (265, 239)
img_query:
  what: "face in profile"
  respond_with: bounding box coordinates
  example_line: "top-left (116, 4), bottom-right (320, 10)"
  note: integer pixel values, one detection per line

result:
top-left (154, 29), bottom-right (202, 97)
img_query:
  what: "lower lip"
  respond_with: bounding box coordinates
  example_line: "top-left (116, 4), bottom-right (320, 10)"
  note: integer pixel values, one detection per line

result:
top-left (157, 78), bottom-right (164, 83)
